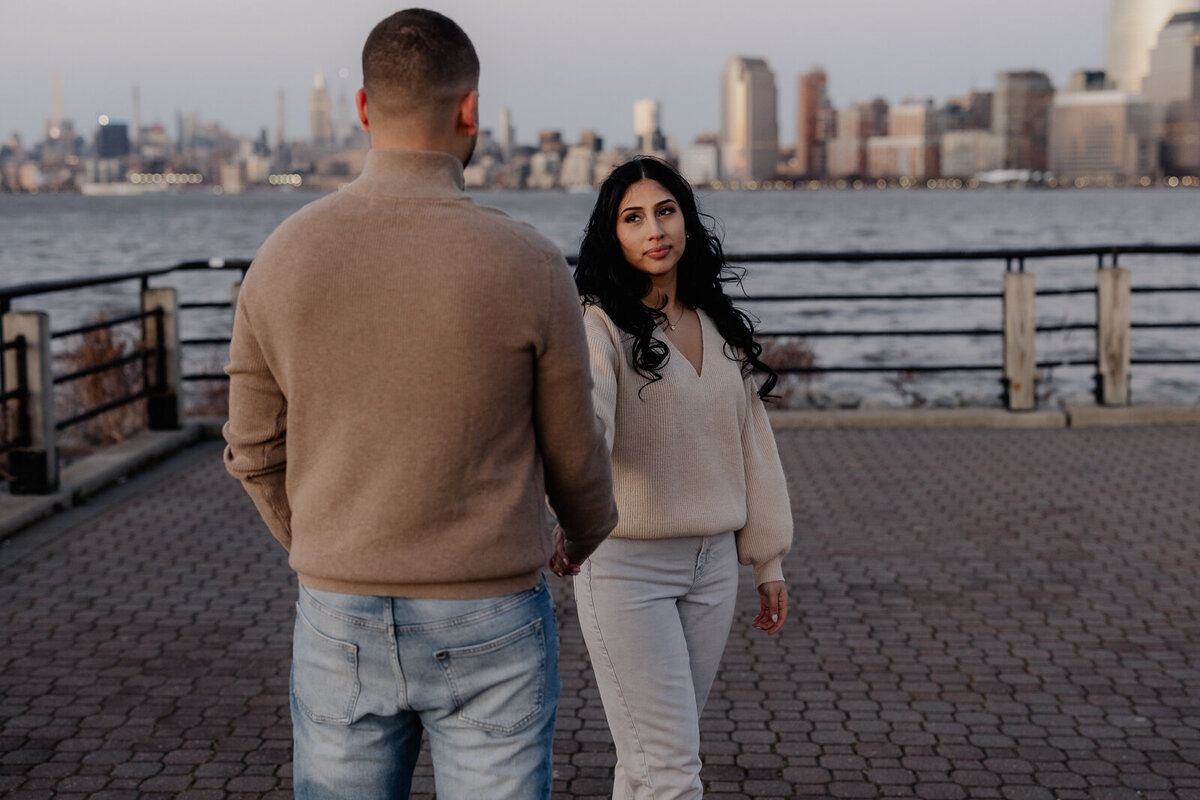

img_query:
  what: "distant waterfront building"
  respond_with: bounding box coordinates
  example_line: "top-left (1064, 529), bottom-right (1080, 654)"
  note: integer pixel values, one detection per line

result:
top-left (310, 72), bottom-right (334, 147)
top-left (826, 102), bottom-right (878, 179)
top-left (993, 71), bottom-right (1054, 172)
top-left (95, 119), bottom-right (130, 159)
top-left (560, 145), bottom-right (597, 188)
top-left (1068, 70), bottom-right (1110, 92)
top-left (864, 101), bottom-right (939, 180)
top-left (633, 99), bottom-right (666, 154)
top-left (276, 90), bottom-right (286, 153)
top-left (866, 136), bottom-right (939, 181)
top-left (1048, 91), bottom-right (1156, 182)
top-left (1142, 11), bottom-right (1200, 174)
top-left (940, 130), bottom-right (1004, 177)
top-left (1105, 0), bottom-right (1200, 93)
top-left (680, 139), bottom-right (721, 185)
top-left (721, 56), bottom-right (779, 182)
top-left (499, 107), bottom-right (514, 159)
top-left (795, 68), bottom-right (832, 177)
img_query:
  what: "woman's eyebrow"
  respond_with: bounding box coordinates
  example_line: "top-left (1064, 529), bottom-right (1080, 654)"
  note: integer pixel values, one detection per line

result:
top-left (621, 198), bottom-right (675, 215)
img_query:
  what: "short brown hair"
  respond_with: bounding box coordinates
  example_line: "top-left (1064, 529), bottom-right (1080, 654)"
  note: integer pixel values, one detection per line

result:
top-left (362, 9), bottom-right (480, 118)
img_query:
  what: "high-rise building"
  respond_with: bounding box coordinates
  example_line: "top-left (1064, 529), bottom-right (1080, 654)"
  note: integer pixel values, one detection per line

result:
top-left (1142, 11), bottom-right (1200, 173)
top-left (1048, 91), bottom-right (1157, 182)
top-left (795, 68), bottom-right (831, 176)
top-left (1105, 0), bottom-right (1200, 93)
top-left (993, 71), bottom-right (1054, 172)
top-left (276, 91), bottom-right (286, 153)
top-left (941, 131), bottom-right (1004, 178)
top-left (499, 107), bottom-right (514, 159)
top-left (721, 56), bottom-right (779, 182)
top-left (310, 71), bottom-right (334, 147)
top-left (826, 102), bottom-right (877, 179)
top-left (633, 98), bottom-right (666, 153)
top-left (865, 100), bottom-right (940, 180)
top-left (95, 119), bottom-right (131, 159)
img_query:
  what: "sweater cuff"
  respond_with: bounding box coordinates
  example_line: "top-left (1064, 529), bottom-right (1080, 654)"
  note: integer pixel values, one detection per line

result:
top-left (752, 557), bottom-right (784, 587)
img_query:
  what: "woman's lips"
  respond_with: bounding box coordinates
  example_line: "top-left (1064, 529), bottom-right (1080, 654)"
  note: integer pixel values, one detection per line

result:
top-left (646, 246), bottom-right (671, 259)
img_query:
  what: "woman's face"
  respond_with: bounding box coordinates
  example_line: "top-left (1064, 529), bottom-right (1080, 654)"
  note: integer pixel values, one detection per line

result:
top-left (614, 179), bottom-right (687, 281)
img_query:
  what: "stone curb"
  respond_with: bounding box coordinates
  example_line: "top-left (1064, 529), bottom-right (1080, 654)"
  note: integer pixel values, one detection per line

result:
top-left (768, 402), bottom-right (1200, 430)
top-left (0, 417), bottom-right (225, 542)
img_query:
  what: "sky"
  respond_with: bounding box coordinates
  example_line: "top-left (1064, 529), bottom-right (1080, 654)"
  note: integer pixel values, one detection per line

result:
top-left (3, 0), bottom-right (1108, 150)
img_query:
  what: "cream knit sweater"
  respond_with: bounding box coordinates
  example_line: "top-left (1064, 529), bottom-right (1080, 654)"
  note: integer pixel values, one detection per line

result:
top-left (583, 304), bottom-right (792, 586)
top-left (224, 149), bottom-right (617, 599)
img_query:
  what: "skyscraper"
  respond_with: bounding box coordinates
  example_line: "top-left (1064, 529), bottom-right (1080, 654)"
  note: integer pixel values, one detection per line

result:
top-left (310, 71), bottom-right (334, 147)
top-left (499, 107), bottom-right (513, 160)
top-left (795, 68), bottom-right (830, 177)
top-left (993, 71), bottom-right (1054, 172)
top-left (1105, 0), bottom-right (1200, 93)
top-left (633, 99), bottom-right (665, 153)
top-left (721, 56), bottom-right (779, 182)
top-left (1142, 11), bottom-right (1200, 173)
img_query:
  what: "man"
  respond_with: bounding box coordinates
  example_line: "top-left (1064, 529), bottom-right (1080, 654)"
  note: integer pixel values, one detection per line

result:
top-left (223, 9), bottom-right (617, 799)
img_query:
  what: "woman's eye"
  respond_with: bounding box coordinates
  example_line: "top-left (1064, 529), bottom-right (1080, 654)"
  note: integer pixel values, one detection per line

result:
top-left (624, 214), bottom-right (640, 224)
top-left (659, 206), bottom-right (675, 216)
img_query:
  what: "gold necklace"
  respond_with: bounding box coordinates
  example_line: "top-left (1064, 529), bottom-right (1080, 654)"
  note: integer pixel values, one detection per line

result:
top-left (663, 306), bottom-right (685, 331)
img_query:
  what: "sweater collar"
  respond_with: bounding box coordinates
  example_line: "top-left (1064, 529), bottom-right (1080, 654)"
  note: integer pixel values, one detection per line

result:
top-left (347, 148), bottom-right (466, 198)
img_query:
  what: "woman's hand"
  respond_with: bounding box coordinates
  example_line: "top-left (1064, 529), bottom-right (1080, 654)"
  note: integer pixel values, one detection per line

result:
top-left (752, 581), bottom-right (787, 635)
top-left (547, 524), bottom-right (582, 577)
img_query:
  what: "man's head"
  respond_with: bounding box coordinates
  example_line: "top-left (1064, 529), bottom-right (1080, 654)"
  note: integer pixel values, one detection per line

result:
top-left (357, 9), bottom-right (480, 163)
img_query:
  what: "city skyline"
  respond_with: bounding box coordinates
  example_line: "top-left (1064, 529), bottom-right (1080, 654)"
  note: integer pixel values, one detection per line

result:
top-left (4, 0), bottom-right (1106, 150)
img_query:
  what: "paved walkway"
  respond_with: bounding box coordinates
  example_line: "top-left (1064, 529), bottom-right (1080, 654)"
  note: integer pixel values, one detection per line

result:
top-left (1, 426), bottom-right (1198, 800)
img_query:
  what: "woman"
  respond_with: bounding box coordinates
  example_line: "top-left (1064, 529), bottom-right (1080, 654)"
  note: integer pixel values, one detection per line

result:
top-left (549, 156), bottom-right (793, 799)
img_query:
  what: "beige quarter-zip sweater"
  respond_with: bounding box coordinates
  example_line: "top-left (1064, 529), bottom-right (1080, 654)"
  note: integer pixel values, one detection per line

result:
top-left (582, 304), bottom-right (792, 586)
top-left (223, 148), bottom-right (617, 599)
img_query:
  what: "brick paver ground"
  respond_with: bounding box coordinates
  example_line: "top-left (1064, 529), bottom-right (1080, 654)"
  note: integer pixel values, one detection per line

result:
top-left (1, 426), bottom-right (1198, 799)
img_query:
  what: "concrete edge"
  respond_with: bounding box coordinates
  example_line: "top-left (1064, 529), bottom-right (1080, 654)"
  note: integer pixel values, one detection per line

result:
top-left (1063, 403), bottom-right (1200, 428)
top-left (769, 407), bottom-right (1067, 430)
top-left (0, 418), bottom-right (226, 542)
top-left (768, 403), bottom-right (1200, 430)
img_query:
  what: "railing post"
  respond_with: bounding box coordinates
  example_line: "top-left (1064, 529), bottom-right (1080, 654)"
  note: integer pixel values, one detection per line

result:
top-left (142, 287), bottom-right (181, 429)
top-left (2, 312), bottom-right (59, 494)
top-left (1095, 266), bottom-right (1131, 405)
top-left (1002, 271), bottom-right (1037, 411)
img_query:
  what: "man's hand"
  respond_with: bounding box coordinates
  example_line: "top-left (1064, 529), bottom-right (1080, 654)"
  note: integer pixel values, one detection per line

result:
top-left (547, 524), bottom-right (582, 577)
top-left (752, 581), bottom-right (787, 635)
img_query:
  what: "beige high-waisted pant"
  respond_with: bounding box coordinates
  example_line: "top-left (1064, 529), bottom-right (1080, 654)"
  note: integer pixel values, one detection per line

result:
top-left (574, 532), bottom-right (739, 800)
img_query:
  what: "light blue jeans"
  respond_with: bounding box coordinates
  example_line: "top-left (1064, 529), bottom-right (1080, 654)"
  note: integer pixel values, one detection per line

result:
top-left (290, 578), bottom-right (560, 800)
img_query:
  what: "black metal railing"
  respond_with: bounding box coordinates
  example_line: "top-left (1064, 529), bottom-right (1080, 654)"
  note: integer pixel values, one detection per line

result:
top-left (0, 245), bottom-right (1197, 462)
top-left (50, 308), bottom-right (163, 433)
top-left (729, 244), bottom-right (1200, 379)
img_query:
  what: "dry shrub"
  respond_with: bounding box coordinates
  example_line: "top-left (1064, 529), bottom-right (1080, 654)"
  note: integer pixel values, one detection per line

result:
top-left (759, 336), bottom-right (817, 406)
top-left (56, 314), bottom-right (146, 449)
top-left (886, 369), bottom-right (927, 408)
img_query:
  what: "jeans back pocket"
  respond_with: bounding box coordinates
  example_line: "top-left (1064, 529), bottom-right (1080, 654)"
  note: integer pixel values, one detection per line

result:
top-left (292, 602), bottom-right (361, 725)
top-left (435, 617), bottom-right (547, 735)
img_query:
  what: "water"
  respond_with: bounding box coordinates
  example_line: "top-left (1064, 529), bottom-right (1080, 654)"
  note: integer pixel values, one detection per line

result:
top-left (1, 188), bottom-right (1198, 405)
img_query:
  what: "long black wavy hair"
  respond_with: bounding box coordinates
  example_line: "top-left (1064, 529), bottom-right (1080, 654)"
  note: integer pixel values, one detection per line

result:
top-left (575, 156), bottom-right (778, 399)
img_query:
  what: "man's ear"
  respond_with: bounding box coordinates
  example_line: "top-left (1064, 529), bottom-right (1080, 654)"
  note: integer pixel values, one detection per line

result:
top-left (457, 90), bottom-right (479, 136)
top-left (356, 88), bottom-right (370, 131)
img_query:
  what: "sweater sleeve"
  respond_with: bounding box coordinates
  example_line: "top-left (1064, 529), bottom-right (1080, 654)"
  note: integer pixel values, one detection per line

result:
top-left (534, 260), bottom-right (619, 565)
top-left (582, 306), bottom-right (619, 456)
top-left (222, 287), bottom-right (293, 550)
top-left (734, 373), bottom-right (793, 586)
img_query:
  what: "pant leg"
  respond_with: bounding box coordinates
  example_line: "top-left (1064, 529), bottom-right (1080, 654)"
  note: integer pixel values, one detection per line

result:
top-left (400, 578), bottom-right (560, 800)
top-left (676, 532), bottom-right (739, 716)
top-left (290, 586), bottom-right (423, 800)
top-left (575, 536), bottom-right (714, 800)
